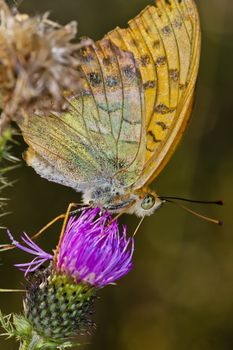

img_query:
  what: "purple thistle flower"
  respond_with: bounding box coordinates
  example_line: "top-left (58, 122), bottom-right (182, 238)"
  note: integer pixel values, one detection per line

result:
top-left (7, 230), bottom-right (53, 275)
top-left (5, 209), bottom-right (134, 345)
top-left (56, 208), bottom-right (134, 287)
top-left (8, 209), bottom-right (134, 286)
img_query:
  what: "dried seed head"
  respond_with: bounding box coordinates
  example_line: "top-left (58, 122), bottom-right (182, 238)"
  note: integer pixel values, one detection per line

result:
top-left (0, 0), bottom-right (92, 130)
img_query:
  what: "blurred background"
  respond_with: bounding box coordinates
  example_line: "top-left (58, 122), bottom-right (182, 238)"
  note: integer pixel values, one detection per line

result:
top-left (1, 0), bottom-right (233, 349)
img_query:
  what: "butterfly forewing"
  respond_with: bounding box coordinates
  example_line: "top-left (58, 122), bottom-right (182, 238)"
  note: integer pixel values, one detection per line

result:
top-left (107, 0), bottom-right (201, 188)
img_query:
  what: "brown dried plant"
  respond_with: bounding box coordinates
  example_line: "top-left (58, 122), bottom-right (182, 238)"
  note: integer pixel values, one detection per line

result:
top-left (0, 0), bottom-right (92, 134)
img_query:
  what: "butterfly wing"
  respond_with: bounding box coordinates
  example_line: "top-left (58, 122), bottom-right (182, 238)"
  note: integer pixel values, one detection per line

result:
top-left (107, 0), bottom-right (201, 188)
top-left (19, 0), bottom-right (200, 193)
top-left (19, 42), bottom-right (146, 190)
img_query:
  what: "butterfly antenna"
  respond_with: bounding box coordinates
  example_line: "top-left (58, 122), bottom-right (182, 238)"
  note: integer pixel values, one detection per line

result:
top-left (159, 196), bottom-right (223, 206)
top-left (164, 199), bottom-right (223, 226)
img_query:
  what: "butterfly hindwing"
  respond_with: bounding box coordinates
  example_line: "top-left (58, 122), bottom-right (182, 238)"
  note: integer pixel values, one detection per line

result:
top-left (20, 40), bottom-right (145, 188)
top-left (78, 40), bottom-right (146, 185)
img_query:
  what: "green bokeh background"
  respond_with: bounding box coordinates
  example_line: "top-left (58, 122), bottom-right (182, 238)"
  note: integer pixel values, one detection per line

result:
top-left (1, 0), bottom-right (233, 349)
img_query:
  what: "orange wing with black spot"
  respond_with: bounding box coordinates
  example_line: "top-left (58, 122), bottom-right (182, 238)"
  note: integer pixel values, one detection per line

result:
top-left (107, 0), bottom-right (201, 188)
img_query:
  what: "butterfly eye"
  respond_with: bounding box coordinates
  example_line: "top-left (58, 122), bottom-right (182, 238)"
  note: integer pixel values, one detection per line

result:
top-left (141, 194), bottom-right (156, 210)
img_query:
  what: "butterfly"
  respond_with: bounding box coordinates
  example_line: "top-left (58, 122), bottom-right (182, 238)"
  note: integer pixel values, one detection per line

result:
top-left (17, 0), bottom-right (201, 217)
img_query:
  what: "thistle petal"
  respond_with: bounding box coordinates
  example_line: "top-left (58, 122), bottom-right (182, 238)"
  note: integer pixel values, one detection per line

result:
top-left (7, 230), bottom-right (53, 274)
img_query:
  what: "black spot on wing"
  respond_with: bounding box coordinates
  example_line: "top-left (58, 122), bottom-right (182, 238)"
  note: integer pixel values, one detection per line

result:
top-left (143, 80), bottom-right (156, 90)
top-left (155, 56), bottom-right (167, 67)
top-left (161, 25), bottom-right (172, 36)
top-left (156, 121), bottom-right (168, 130)
top-left (122, 117), bottom-right (141, 126)
top-left (169, 69), bottom-right (179, 82)
top-left (140, 54), bottom-right (150, 67)
top-left (106, 76), bottom-right (119, 88)
top-left (88, 72), bottom-right (102, 87)
top-left (155, 104), bottom-right (176, 114)
top-left (123, 65), bottom-right (136, 79)
top-left (147, 130), bottom-right (161, 143)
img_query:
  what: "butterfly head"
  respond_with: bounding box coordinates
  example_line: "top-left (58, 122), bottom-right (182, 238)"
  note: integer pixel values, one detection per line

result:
top-left (105, 188), bottom-right (163, 217)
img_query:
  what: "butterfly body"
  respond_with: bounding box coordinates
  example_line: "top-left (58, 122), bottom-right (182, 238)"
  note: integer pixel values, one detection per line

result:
top-left (19, 0), bottom-right (201, 217)
top-left (83, 184), bottom-right (162, 216)
top-left (25, 147), bottom-right (162, 216)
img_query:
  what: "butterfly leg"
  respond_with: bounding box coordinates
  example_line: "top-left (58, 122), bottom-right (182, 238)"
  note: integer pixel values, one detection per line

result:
top-left (53, 202), bottom-right (78, 262)
top-left (0, 203), bottom-right (79, 252)
top-left (133, 216), bottom-right (145, 237)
